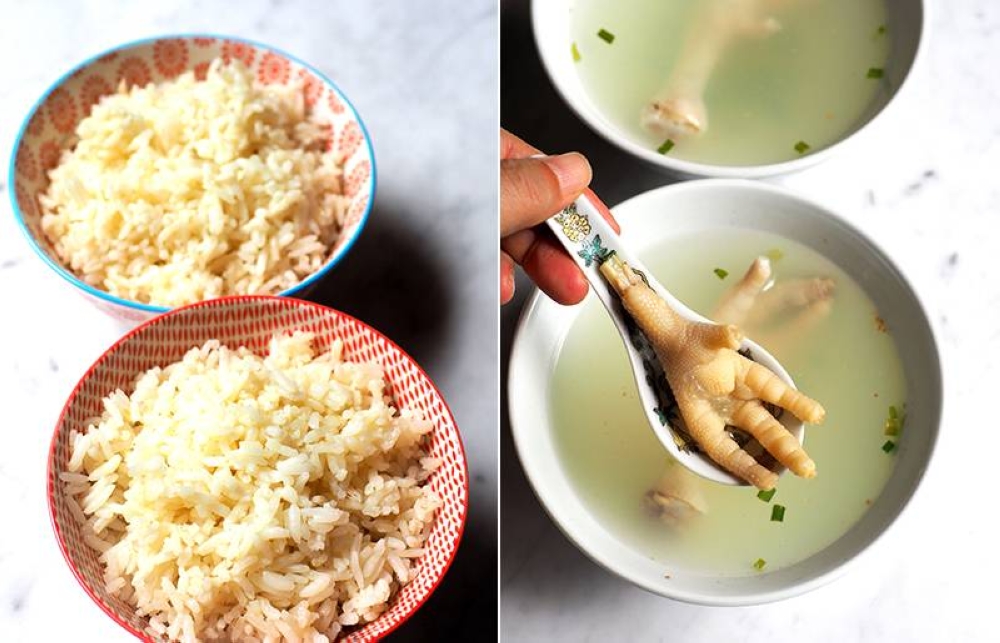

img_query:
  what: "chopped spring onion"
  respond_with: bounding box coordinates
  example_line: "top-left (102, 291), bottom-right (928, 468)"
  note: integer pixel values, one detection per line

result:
top-left (572, 42), bottom-right (581, 62)
top-left (882, 440), bottom-right (896, 453)
top-left (771, 504), bottom-right (786, 522)
top-left (597, 28), bottom-right (615, 44)
top-left (877, 24), bottom-right (887, 36)
top-left (713, 268), bottom-right (729, 280)
top-left (867, 67), bottom-right (885, 79)
top-left (753, 558), bottom-right (766, 571)
top-left (884, 404), bottom-right (904, 436)
top-left (757, 488), bottom-right (776, 502)
top-left (657, 139), bottom-right (675, 154)
top-left (765, 248), bottom-right (785, 263)
top-left (794, 141), bottom-right (811, 154)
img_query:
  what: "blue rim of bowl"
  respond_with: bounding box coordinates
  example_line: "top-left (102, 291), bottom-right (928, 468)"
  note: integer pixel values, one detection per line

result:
top-left (8, 33), bottom-right (377, 314)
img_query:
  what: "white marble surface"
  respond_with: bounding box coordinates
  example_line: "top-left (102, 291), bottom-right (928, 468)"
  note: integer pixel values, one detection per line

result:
top-left (502, 1), bottom-right (1000, 641)
top-left (0, 0), bottom-right (496, 640)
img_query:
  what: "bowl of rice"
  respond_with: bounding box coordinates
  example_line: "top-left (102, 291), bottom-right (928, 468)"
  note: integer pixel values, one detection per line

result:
top-left (10, 35), bottom-right (375, 323)
top-left (48, 296), bottom-right (467, 641)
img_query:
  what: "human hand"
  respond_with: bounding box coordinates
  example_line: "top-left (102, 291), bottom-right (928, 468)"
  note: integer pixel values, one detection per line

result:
top-left (500, 129), bottom-right (619, 305)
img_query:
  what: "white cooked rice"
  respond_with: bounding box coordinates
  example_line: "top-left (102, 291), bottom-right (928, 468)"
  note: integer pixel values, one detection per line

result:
top-left (64, 332), bottom-right (440, 642)
top-left (40, 60), bottom-right (347, 306)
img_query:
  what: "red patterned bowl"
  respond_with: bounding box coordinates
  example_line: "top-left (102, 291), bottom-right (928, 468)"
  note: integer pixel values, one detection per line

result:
top-left (47, 296), bottom-right (467, 641)
top-left (10, 35), bottom-right (376, 325)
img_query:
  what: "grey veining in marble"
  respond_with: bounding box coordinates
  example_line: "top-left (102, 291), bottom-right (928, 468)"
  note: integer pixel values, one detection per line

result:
top-left (502, 0), bottom-right (1000, 641)
top-left (0, 1), bottom-right (497, 640)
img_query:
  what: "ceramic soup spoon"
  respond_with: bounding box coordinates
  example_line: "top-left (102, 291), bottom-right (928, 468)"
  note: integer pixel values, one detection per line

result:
top-left (546, 194), bottom-right (825, 489)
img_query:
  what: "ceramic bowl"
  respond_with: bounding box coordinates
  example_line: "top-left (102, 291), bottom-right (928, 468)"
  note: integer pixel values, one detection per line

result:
top-left (10, 35), bottom-right (375, 324)
top-left (48, 296), bottom-right (467, 641)
top-left (531, 0), bottom-right (924, 178)
top-left (508, 180), bottom-right (941, 605)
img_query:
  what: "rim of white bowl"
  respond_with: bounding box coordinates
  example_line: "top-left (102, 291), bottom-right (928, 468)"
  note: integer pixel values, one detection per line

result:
top-left (507, 179), bottom-right (943, 605)
top-left (8, 33), bottom-right (377, 313)
top-left (530, 1), bottom-right (927, 178)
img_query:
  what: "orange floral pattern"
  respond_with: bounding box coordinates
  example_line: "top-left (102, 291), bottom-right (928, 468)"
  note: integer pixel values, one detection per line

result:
top-left (38, 140), bottom-right (62, 173)
top-left (24, 113), bottom-right (45, 139)
top-left (79, 75), bottom-right (113, 112)
top-left (15, 182), bottom-right (35, 219)
top-left (300, 69), bottom-right (323, 107)
top-left (257, 51), bottom-right (290, 85)
top-left (222, 40), bottom-right (255, 68)
top-left (337, 121), bottom-right (363, 161)
top-left (47, 87), bottom-right (77, 133)
top-left (118, 57), bottom-right (152, 88)
top-left (193, 61), bottom-right (211, 81)
top-left (153, 40), bottom-right (189, 78)
top-left (327, 90), bottom-right (346, 115)
top-left (16, 147), bottom-right (38, 181)
top-left (345, 160), bottom-right (371, 198)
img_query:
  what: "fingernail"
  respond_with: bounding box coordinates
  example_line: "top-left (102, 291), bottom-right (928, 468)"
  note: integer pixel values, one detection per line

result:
top-left (542, 152), bottom-right (591, 196)
top-left (502, 268), bottom-right (515, 302)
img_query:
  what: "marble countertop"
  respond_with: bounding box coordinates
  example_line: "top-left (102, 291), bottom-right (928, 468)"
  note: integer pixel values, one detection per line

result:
top-left (0, 0), bottom-right (496, 640)
top-left (502, 1), bottom-right (1000, 641)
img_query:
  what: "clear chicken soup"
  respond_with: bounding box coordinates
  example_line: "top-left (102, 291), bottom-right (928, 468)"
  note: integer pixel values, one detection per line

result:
top-left (550, 229), bottom-right (905, 575)
top-left (571, 0), bottom-right (891, 166)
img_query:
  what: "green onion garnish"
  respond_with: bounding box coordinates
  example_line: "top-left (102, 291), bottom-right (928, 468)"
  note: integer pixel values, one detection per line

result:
top-left (877, 24), bottom-right (887, 36)
top-left (757, 488), bottom-right (776, 502)
top-left (867, 67), bottom-right (885, 79)
top-left (882, 440), bottom-right (896, 453)
top-left (884, 404), bottom-right (904, 436)
top-left (794, 141), bottom-right (810, 154)
top-left (598, 28), bottom-right (615, 44)
top-left (765, 248), bottom-right (785, 263)
top-left (771, 504), bottom-right (786, 522)
top-left (572, 42), bottom-right (582, 62)
top-left (657, 139), bottom-right (675, 154)
top-left (714, 268), bottom-right (729, 280)
top-left (753, 558), bottom-right (766, 571)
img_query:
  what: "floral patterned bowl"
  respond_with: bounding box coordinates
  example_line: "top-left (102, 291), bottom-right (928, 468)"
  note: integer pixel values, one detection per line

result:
top-left (9, 35), bottom-right (375, 324)
top-left (48, 296), bottom-right (468, 641)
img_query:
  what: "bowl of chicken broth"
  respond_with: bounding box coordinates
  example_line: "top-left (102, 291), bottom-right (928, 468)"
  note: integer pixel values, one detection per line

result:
top-left (532, 0), bottom-right (924, 177)
top-left (508, 180), bottom-right (941, 604)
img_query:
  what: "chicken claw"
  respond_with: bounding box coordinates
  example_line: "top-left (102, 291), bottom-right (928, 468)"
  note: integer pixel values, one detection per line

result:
top-left (645, 462), bottom-right (707, 526)
top-left (642, 0), bottom-right (794, 139)
top-left (600, 254), bottom-right (825, 490)
top-left (713, 257), bottom-right (773, 325)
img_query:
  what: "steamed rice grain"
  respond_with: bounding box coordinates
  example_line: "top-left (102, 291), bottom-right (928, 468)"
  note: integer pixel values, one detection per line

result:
top-left (65, 332), bottom-right (440, 642)
top-left (40, 60), bottom-right (348, 306)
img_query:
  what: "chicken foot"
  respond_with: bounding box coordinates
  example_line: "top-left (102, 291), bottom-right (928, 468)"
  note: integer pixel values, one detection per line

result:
top-left (715, 256), bottom-right (835, 353)
top-left (746, 276), bottom-right (836, 327)
top-left (645, 461), bottom-right (708, 525)
top-left (641, 0), bottom-right (801, 140)
top-left (713, 257), bottom-right (773, 326)
top-left (600, 253), bottom-right (825, 490)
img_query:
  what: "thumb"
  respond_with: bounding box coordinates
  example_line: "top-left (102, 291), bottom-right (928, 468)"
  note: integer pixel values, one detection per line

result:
top-left (500, 153), bottom-right (591, 237)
